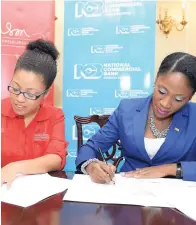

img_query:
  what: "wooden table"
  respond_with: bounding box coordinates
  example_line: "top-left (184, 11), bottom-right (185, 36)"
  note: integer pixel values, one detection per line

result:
top-left (1, 171), bottom-right (196, 225)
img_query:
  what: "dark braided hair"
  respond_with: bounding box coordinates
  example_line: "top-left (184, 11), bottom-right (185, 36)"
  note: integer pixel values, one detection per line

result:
top-left (158, 52), bottom-right (196, 91)
top-left (14, 39), bottom-right (59, 89)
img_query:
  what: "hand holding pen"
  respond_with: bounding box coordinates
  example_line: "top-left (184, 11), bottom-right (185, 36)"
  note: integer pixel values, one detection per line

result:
top-left (98, 148), bottom-right (115, 185)
top-left (85, 148), bottom-right (116, 184)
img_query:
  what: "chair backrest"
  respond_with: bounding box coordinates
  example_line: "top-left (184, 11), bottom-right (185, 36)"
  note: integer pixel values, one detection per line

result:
top-left (74, 115), bottom-right (123, 168)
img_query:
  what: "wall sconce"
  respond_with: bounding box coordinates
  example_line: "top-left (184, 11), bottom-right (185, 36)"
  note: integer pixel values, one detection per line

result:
top-left (156, 5), bottom-right (188, 38)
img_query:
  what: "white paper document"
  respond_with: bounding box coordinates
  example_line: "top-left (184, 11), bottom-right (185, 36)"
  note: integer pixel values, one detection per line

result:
top-left (63, 174), bottom-right (174, 208)
top-left (156, 182), bottom-right (196, 221)
top-left (1, 173), bottom-right (70, 207)
top-left (171, 188), bottom-right (196, 221)
top-left (63, 174), bottom-right (196, 221)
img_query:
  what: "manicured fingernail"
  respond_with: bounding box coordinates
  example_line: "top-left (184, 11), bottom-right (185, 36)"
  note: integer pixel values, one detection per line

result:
top-left (120, 172), bottom-right (125, 176)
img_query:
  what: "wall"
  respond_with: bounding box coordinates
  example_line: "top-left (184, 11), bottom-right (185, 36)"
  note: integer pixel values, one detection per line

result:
top-left (54, 0), bottom-right (196, 107)
top-left (155, 1), bottom-right (196, 101)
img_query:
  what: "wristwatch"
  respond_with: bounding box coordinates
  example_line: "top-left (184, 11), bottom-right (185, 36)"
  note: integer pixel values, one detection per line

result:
top-left (176, 162), bottom-right (183, 179)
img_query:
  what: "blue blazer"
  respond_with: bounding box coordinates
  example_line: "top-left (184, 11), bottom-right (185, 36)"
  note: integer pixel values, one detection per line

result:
top-left (76, 96), bottom-right (196, 181)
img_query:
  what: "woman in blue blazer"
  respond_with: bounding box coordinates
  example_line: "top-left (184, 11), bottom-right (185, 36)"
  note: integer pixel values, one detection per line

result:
top-left (76, 52), bottom-right (196, 183)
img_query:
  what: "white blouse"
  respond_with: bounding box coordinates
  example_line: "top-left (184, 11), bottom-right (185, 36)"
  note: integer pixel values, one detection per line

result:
top-left (144, 137), bottom-right (165, 159)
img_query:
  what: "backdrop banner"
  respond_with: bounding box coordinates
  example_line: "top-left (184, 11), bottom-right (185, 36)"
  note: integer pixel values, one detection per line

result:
top-left (1, 1), bottom-right (55, 104)
top-left (63, 0), bottom-right (156, 171)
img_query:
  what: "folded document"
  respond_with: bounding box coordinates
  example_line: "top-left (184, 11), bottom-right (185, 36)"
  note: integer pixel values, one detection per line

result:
top-left (1, 173), bottom-right (70, 207)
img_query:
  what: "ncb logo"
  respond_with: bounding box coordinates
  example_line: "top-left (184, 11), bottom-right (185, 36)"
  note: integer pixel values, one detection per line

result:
top-left (74, 64), bottom-right (103, 80)
top-left (72, 124), bottom-right (100, 141)
top-left (116, 25), bottom-right (131, 35)
top-left (90, 107), bottom-right (115, 115)
top-left (75, 2), bottom-right (104, 18)
top-left (68, 27), bottom-right (99, 36)
top-left (68, 28), bottom-right (81, 36)
top-left (66, 89), bottom-right (81, 97)
top-left (91, 45), bottom-right (105, 54)
top-left (66, 89), bottom-right (97, 98)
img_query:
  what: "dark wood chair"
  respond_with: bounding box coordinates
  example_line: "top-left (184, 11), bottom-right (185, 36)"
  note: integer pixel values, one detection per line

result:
top-left (74, 115), bottom-right (123, 168)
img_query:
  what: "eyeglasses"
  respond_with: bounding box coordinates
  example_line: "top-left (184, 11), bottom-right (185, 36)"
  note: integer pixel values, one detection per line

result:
top-left (8, 85), bottom-right (48, 100)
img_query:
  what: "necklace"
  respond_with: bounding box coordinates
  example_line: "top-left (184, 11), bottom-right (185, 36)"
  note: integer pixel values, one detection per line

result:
top-left (149, 111), bottom-right (171, 138)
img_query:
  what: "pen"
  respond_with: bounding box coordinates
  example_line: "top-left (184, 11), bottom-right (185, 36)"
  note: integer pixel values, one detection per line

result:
top-left (98, 148), bottom-right (115, 185)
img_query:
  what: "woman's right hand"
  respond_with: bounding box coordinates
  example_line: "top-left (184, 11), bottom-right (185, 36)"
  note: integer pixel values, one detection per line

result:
top-left (85, 161), bottom-right (116, 184)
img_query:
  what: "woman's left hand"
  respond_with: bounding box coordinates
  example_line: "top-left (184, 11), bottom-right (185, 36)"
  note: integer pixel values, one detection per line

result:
top-left (1, 162), bottom-right (21, 188)
top-left (121, 164), bottom-right (176, 179)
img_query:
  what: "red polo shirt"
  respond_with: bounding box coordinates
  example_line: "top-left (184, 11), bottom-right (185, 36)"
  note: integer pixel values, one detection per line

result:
top-left (1, 98), bottom-right (68, 169)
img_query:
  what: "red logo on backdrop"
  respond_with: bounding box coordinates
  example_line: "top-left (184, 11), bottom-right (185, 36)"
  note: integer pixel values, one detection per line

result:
top-left (1, 1), bottom-right (55, 104)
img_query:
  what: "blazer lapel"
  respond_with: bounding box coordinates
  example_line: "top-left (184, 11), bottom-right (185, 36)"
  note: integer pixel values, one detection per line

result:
top-left (133, 96), bottom-right (152, 162)
top-left (153, 104), bottom-right (189, 161)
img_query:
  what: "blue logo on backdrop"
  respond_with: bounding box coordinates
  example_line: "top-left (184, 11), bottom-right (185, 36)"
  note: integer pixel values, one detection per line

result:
top-left (75, 1), bottom-right (143, 18)
top-left (66, 89), bottom-right (97, 98)
top-left (74, 63), bottom-right (142, 80)
top-left (75, 2), bottom-right (104, 18)
top-left (72, 124), bottom-right (100, 141)
top-left (63, 0), bottom-right (156, 171)
top-left (90, 107), bottom-right (115, 115)
top-left (116, 25), bottom-right (150, 35)
top-left (91, 45), bottom-right (123, 54)
top-left (68, 27), bottom-right (99, 36)
top-left (74, 64), bottom-right (103, 79)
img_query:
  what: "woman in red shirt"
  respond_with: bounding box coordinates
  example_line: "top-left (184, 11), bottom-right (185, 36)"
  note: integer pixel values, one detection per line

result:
top-left (1, 39), bottom-right (68, 187)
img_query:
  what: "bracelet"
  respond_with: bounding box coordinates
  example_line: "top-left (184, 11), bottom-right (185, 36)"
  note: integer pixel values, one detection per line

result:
top-left (81, 158), bottom-right (99, 175)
